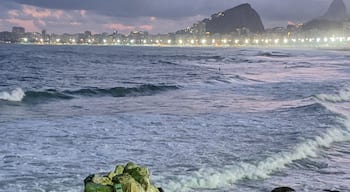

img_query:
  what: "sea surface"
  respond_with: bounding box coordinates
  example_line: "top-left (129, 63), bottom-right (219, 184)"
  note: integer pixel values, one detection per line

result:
top-left (1, 45), bottom-right (350, 192)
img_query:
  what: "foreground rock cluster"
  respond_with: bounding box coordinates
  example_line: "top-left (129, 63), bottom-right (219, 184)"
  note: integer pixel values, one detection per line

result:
top-left (84, 162), bottom-right (162, 192)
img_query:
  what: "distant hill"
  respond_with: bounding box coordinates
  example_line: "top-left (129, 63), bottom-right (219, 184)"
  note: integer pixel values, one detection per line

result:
top-left (322, 0), bottom-right (348, 21)
top-left (204, 3), bottom-right (265, 34)
top-left (302, 0), bottom-right (348, 31)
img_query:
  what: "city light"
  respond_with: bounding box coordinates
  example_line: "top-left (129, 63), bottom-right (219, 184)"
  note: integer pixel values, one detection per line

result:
top-left (3, 27), bottom-right (350, 47)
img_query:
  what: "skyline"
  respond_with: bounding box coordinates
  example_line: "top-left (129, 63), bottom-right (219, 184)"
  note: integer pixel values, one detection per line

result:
top-left (0, 0), bottom-right (349, 34)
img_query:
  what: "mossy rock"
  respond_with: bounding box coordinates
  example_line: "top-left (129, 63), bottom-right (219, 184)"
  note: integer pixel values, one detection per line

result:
top-left (84, 182), bottom-right (114, 192)
top-left (85, 162), bottom-right (161, 192)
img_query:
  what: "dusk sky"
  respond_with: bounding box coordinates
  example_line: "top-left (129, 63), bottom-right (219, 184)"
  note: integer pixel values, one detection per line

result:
top-left (0, 0), bottom-right (349, 34)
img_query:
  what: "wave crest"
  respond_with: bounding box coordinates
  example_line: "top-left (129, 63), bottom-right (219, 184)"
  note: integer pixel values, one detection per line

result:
top-left (162, 99), bottom-right (350, 192)
top-left (164, 122), bottom-right (350, 192)
top-left (257, 51), bottom-right (291, 57)
top-left (315, 88), bottom-right (350, 103)
top-left (1, 85), bottom-right (179, 103)
top-left (0, 88), bottom-right (25, 102)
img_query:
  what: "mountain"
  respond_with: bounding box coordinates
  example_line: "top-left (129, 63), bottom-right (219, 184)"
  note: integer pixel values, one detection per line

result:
top-left (302, 19), bottom-right (343, 31)
top-left (302, 0), bottom-right (348, 31)
top-left (204, 3), bottom-right (264, 34)
top-left (322, 0), bottom-right (348, 21)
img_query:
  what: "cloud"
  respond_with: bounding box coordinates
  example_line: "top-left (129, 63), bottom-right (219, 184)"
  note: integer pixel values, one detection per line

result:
top-left (103, 23), bottom-right (135, 31)
top-left (6, 18), bottom-right (40, 31)
top-left (22, 5), bottom-right (64, 19)
top-left (0, 0), bottom-right (349, 33)
top-left (5, 0), bottom-right (348, 20)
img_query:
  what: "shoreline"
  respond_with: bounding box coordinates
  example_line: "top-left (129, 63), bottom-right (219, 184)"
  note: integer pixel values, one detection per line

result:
top-left (1, 42), bottom-right (349, 50)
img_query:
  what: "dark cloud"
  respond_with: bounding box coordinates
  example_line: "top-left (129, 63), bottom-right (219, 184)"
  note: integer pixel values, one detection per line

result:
top-left (5, 0), bottom-right (348, 20)
top-left (0, 0), bottom-right (349, 33)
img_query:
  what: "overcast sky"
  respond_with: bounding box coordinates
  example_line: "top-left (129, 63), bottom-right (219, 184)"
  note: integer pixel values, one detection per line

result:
top-left (0, 0), bottom-right (349, 34)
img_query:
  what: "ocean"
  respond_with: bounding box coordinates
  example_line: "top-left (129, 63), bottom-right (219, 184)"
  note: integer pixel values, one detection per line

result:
top-left (0, 44), bottom-right (350, 192)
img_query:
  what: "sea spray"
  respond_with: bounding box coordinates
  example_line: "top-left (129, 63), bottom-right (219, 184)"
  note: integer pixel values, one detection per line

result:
top-left (0, 88), bottom-right (25, 102)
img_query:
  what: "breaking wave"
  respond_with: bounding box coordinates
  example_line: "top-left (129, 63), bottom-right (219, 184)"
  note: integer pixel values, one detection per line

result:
top-left (314, 88), bottom-right (350, 103)
top-left (163, 93), bottom-right (350, 192)
top-left (0, 85), bottom-right (179, 103)
top-left (165, 125), bottom-right (350, 191)
top-left (0, 88), bottom-right (25, 102)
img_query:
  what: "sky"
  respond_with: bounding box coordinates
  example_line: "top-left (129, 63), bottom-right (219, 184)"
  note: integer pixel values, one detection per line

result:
top-left (0, 0), bottom-right (349, 34)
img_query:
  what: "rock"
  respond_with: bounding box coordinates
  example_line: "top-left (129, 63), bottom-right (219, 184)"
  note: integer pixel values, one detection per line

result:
top-left (85, 162), bottom-right (160, 192)
top-left (302, 0), bottom-right (348, 31)
top-left (84, 182), bottom-right (114, 192)
top-left (204, 3), bottom-right (265, 34)
top-left (323, 0), bottom-right (348, 21)
top-left (271, 186), bottom-right (295, 192)
top-left (302, 19), bottom-right (343, 31)
top-left (323, 190), bottom-right (340, 192)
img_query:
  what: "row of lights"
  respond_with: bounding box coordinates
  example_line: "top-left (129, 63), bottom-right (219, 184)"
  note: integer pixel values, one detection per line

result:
top-left (173, 36), bottom-right (350, 45)
top-left (21, 36), bottom-right (350, 45)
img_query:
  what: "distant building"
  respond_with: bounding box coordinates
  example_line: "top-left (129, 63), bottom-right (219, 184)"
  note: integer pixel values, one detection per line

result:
top-left (344, 19), bottom-right (350, 35)
top-left (12, 26), bottom-right (25, 33)
top-left (0, 31), bottom-right (19, 43)
top-left (192, 22), bottom-right (206, 36)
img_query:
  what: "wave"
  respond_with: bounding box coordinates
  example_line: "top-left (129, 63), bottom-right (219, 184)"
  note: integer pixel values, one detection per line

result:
top-left (164, 119), bottom-right (350, 192)
top-left (1, 85), bottom-right (179, 103)
top-left (314, 88), bottom-right (350, 103)
top-left (25, 90), bottom-right (74, 101)
top-left (63, 84), bottom-right (179, 97)
top-left (257, 51), bottom-right (291, 58)
top-left (162, 98), bottom-right (350, 192)
top-left (0, 88), bottom-right (25, 102)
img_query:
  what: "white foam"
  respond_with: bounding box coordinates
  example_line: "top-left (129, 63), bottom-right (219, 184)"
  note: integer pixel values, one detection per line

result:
top-left (0, 88), bottom-right (25, 102)
top-left (163, 118), bottom-right (350, 192)
top-left (315, 88), bottom-right (350, 103)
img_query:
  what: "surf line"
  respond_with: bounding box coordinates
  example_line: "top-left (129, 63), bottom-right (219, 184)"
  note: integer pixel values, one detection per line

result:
top-left (164, 100), bottom-right (350, 192)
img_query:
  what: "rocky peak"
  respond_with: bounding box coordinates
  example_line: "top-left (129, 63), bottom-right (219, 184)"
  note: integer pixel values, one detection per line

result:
top-left (205, 3), bottom-right (264, 34)
top-left (323, 0), bottom-right (348, 21)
